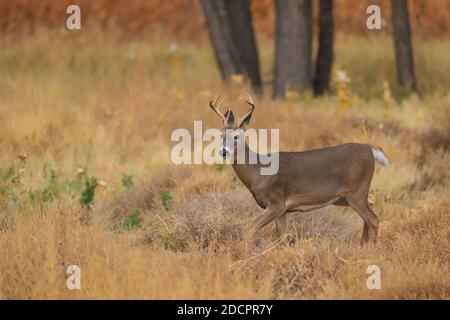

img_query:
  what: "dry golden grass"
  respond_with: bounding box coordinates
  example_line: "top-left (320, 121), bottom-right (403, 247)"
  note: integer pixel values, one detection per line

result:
top-left (0, 31), bottom-right (449, 299)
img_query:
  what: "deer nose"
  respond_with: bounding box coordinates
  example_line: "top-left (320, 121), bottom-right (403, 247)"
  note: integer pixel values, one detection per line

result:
top-left (219, 147), bottom-right (230, 159)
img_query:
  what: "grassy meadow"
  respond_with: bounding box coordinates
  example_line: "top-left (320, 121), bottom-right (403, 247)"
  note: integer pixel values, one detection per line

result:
top-left (0, 31), bottom-right (449, 299)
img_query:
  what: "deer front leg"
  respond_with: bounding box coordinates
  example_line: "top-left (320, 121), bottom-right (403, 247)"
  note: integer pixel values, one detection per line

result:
top-left (275, 214), bottom-right (287, 238)
top-left (251, 204), bottom-right (285, 237)
top-left (276, 213), bottom-right (296, 245)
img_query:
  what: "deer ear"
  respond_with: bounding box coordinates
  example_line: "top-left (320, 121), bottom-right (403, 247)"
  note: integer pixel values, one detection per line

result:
top-left (223, 110), bottom-right (235, 127)
top-left (238, 112), bottom-right (253, 129)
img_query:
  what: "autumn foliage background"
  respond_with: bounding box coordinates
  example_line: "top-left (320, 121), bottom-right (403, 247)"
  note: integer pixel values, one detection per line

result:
top-left (0, 0), bottom-right (449, 299)
top-left (1, 0), bottom-right (450, 38)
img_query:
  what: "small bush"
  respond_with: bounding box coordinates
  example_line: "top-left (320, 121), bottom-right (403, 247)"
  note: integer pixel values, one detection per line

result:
top-left (122, 210), bottom-right (141, 231)
top-left (79, 176), bottom-right (98, 208)
top-left (121, 173), bottom-right (134, 188)
top-left (29, 167), bottom-right (60, 204)
top-left (159, 190), bottom-right (173, 211)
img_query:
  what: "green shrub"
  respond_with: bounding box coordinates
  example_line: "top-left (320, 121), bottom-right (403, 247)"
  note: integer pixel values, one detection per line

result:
top-left (159, 190), bottom-right (173, 211)
top-left (121, 173), bottom-right (134, 188)
top-left (28, 167), bottom-right (60, 204)
top-left (122, 209), bottom-right (141, 231)
top-left (79, 176), bottom-right (98, 208)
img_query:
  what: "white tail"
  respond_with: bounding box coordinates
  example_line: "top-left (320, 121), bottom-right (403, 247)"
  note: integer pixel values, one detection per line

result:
top-left (372, 147), bottom-right (389, 166)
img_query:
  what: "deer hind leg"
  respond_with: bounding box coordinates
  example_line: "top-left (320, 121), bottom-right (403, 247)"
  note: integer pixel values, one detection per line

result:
top-left (366, 204), bottom-right (379, 240)
top-left (346, 193), bottom-right (379, 246)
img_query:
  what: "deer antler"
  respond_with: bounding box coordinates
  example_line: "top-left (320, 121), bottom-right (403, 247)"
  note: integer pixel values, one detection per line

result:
top-left (237, 93), bottom-right (255, 127)
top-left (209, 96), bottom-right (227, 123)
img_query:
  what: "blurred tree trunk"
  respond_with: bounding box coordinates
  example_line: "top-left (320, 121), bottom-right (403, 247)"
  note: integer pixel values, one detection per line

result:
top-left (313, 0), bottom-right (334, 96)
top-left (200, 0), bottom-right (262, 93)
top-left (200, 0), bottom-right (239, 79)
top-left (224, 0), bottom-right (262, 93)
top-left (274, 0), bottom-right (312, 99)
top-left (391, 0), bottom-right (417, 92)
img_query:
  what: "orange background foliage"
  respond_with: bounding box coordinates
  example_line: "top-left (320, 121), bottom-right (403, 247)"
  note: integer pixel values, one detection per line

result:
top-left (0, 0), bottom-right (449, 39)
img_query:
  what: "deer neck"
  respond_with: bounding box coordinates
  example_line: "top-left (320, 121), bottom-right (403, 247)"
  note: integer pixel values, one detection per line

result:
top-left (231, 142), bottom-right (262, 190)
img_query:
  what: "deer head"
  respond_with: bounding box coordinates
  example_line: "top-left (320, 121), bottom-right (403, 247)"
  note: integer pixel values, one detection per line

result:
top-left (209, 95), bottom-right (255, 159)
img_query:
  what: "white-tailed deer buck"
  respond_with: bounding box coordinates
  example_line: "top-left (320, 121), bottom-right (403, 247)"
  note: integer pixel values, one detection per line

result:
top-left (210, 96), bottom-right (389, 246)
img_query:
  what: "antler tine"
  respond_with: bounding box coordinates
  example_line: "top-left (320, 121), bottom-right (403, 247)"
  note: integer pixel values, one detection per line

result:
top-left (245, 93), bottom-right (254, 107)
top-left (209, 96), bottom-right (227, 122)
top-left (238, 93), bottom-right (255, 125)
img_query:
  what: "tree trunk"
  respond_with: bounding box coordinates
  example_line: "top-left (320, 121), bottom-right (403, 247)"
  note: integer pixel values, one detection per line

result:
top-left (313, 0), bottom-right (334, 96)
top-left (200, 0), bottom-right (239, 80)
top-left (391, 0), bottom-right (417, 92)
top-left (200, 0), bottom-right (262, 93)
top-left (274, 0), bottom-right (312, 99)
top-left (224, 0), bottom-right (262, 93)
